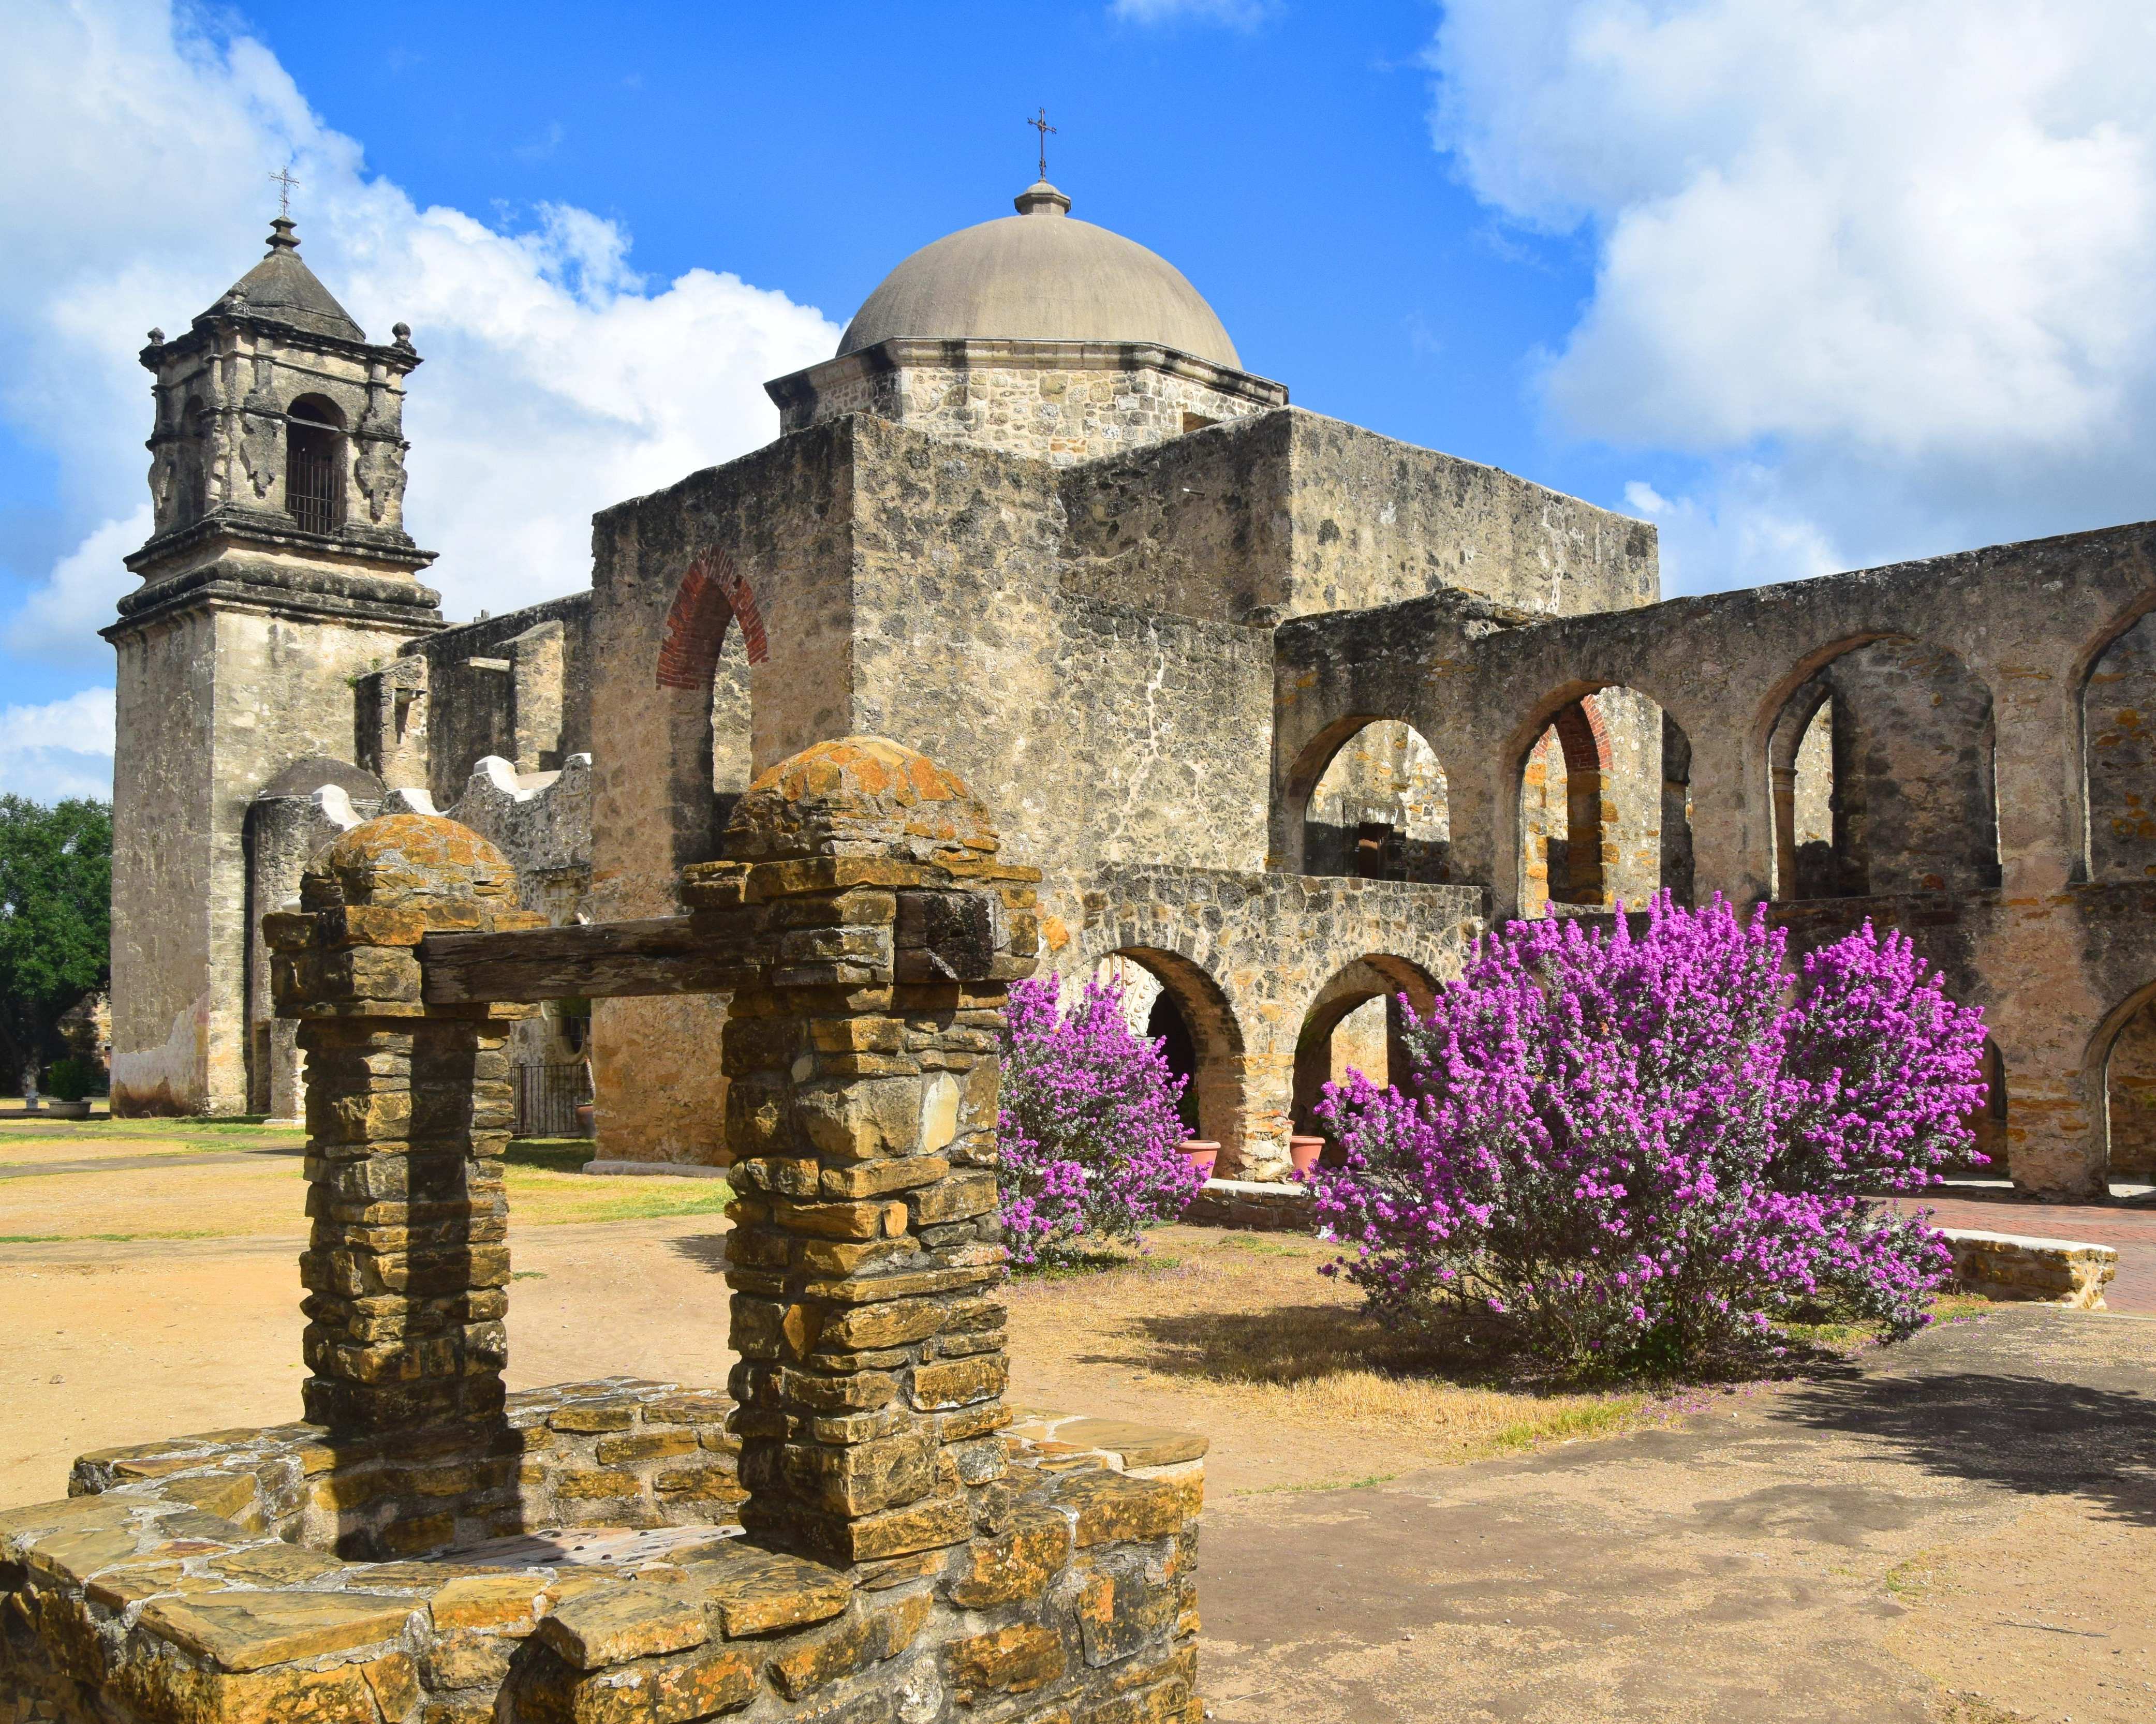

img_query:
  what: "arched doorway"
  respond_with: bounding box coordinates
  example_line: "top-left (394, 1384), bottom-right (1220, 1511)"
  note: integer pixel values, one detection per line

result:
top-left (1290, 956), bottom-right (1440, 1136)
top-left (1518, 688), bottom-right (1690, 915)
top-left (1090, 948), bottom-right (1248, 1166)
top-left (2084, 606), bottom-right (2156, 882)
top-left (2106, 998), bottom-right (2156, 1186)
top-left (1768, 636), bottom-right (1998, 899)
top-left (1965, 1036), bottom-right (2010, 1179)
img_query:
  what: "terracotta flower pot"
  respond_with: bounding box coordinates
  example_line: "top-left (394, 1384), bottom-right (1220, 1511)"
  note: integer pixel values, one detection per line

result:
top-left (575, 1103), bottom-right (596, 1139)
top-left (1179, 1139), bottom-right (1220, 1180)
top-left (1288, 1135), bottom-right (1325, 1177)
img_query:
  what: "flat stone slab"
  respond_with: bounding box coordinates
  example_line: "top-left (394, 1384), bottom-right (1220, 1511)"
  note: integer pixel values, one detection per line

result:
top-left (582, 1157), bottom-right (729, 1178)
top-left (1185, 1177), bottom-right (1315, 1234)
top-left (1936, 1225), bottom-right (2118, 1309)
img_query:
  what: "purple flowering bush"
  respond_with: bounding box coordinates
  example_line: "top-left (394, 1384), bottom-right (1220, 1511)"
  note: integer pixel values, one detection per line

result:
top-left (999, 973), bottom-right (1204, 1268)
top-left (1310, 895), bottom-right (1985, 1372)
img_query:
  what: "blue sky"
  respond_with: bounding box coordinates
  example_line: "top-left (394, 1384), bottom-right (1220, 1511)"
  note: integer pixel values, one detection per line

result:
top-left (5, 0), bottom-right (2155, 800)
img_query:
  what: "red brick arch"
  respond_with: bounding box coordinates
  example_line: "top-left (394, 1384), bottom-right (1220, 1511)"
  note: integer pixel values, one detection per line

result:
top-left (655, 549), bottom-right (766, 689)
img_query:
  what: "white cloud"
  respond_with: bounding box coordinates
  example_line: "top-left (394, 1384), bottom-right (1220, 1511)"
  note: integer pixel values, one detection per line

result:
top-left (1110, 0), bottom-right (1279, 27)
top-left (1429, 0), bottom-right (2156, 591)
top-left (0, 689), bottom-right (115, 802)
top-left (0, 0), bottom-right (840, 658)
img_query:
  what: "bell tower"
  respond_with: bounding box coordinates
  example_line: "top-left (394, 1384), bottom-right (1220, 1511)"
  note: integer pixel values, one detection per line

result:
top-left (104, 218), bottom-right (444, 1115)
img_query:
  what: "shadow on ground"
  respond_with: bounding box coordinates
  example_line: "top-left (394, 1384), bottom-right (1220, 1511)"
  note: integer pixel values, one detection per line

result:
top-left (1771, 1359), bottom-right (2156, 1526)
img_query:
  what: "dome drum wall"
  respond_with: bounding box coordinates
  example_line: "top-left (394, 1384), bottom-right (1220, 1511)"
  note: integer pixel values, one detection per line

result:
top-left (767, 336), bottom-right (1287, 468)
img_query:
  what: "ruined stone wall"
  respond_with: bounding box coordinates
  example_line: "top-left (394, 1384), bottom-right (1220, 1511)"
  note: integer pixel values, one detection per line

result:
top-left (402, 593), bottom-right (594, 808)
top-left (1274, 518), bottom-right (2156, 1195)
top-left (583, 425), bottom-right (864, 1162)
top-left (1061, 865), bottom-right (1485, 1178)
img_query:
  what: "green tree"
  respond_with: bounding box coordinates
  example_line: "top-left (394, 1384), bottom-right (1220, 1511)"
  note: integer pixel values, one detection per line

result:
top-left (0, 797), bottom-right (111, 1098)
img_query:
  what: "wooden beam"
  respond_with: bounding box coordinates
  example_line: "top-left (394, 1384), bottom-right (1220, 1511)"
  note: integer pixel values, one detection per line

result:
top-left (420, 918), bottom-right (761, 1005)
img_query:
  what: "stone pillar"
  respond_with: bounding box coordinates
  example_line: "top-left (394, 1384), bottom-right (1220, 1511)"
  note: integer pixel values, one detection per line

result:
top-left (700, 739), bottom-right (1039, 1567)
top-left (265, 814), bottom-right (541, 1435)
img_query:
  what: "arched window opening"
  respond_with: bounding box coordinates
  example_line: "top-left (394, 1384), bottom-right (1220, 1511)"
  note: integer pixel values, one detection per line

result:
top-left (712, 618), bottom-right (752, 825)
top-left (1091, 949), bottom-right (1247, 1165)
top-left (285, 395), bottom-right (346, 534)
top-left (1520, 688), bottom-right (1684, 915)
top-left (2084, 610), bottom-right (2156, 883)
top-left (2105, 999), bottom-right (2156, 1187)
top-left (1301, 720), bottom-right (1450, 882)
top-left (1769, 638), bottom-right (1996, 899)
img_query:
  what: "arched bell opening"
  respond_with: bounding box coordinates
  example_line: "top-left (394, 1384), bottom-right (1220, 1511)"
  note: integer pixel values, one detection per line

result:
top-left (284, 394), bottom-right (347, 535)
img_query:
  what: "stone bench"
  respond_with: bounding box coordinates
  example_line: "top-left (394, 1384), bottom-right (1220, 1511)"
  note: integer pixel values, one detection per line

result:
top-left (1938, 1226), bottom-right (2119, 1310)
top-left (1183, 1177), bottom-right (1315, 1233)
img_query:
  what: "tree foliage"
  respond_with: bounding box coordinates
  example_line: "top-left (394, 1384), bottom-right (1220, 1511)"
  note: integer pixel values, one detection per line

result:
top-left (0, 796), bottom-right (111, 1085)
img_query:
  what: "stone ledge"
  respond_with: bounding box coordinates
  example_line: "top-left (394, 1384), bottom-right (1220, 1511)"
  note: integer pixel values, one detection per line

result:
top-left (1183, 1177), bottom-right (1315, 1233)
top-left (580, 1158), bottom-right (730, 1179)
top-left (1939, 1226), bottom-right (2119, 1310)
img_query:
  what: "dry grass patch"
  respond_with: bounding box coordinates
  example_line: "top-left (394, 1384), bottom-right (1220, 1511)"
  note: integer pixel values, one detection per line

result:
top-left (1005, 1226), bottom-right (1652, 1482)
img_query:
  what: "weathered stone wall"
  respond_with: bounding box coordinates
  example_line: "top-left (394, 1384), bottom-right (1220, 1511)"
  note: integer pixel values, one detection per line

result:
top-left (1060, 864), bottom-right (1485, 1178)
top-left (2085, 607), bottom-right (2156, 882)
top-left (769, 337), bottom-right (1285, 467)
top-left (109, 601), bottom-right (433, 1117)
top-left (1060, 410), bottom-right (1658, 626)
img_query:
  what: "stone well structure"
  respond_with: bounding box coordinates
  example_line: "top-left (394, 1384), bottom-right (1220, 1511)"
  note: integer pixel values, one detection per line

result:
top-left (0, 739), bottom-right (1205, 1724)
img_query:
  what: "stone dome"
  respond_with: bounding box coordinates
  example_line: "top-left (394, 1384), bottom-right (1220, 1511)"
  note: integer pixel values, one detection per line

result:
top-left (837, 182), bottom-right (1243, 370)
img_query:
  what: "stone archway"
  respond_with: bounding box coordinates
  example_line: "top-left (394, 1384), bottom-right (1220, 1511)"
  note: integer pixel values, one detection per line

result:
top-left (1290, 955), bottom-right (1440, 1134)
top-left (1765, 634), bottom-right (1998, 899)
top-left (654, 548), bottom-right (767, 873)
top-left (1089, 945), bottom-right (1249, 1169)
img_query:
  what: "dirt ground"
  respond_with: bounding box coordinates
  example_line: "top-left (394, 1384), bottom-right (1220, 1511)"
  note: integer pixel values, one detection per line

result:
top-left (4, 1120), bottom-right (2151, 1722)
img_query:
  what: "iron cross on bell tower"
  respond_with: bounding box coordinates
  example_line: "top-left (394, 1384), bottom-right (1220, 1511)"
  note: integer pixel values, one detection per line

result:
top-left (1027, 107), bottom-right (1056, 181)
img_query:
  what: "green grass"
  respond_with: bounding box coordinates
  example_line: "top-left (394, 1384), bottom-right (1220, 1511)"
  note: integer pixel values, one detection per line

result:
top-left (504, 1138), bottom-right (597, 1173)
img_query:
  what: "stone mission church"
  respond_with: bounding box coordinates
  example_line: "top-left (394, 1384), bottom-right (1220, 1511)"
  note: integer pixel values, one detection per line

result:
top-left (107, 179), bottom-right (2156, 1202)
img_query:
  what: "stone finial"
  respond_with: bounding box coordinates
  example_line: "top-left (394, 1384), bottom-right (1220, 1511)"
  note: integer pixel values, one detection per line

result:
top-left (720, 736), bottom-right (1001, 868)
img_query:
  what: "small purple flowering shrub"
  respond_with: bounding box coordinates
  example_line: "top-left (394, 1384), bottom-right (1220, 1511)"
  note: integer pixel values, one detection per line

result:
top-left (1311, 895), bottom-right (1985, 1372)
top-left (999, 973), bottom-right (1204, 1268)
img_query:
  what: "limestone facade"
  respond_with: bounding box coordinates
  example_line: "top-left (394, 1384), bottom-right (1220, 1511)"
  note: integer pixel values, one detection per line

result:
top-left (104, 188), bottom-right (2156, 1196)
